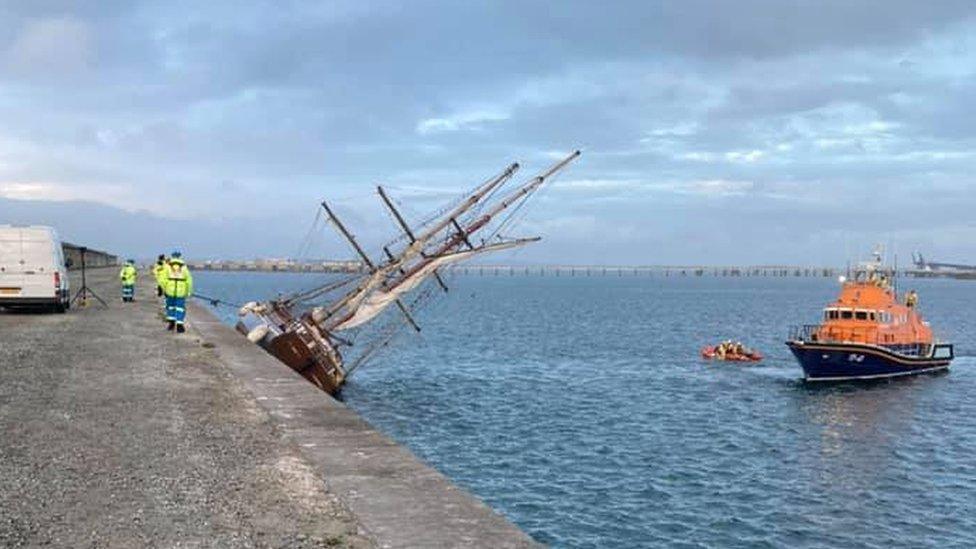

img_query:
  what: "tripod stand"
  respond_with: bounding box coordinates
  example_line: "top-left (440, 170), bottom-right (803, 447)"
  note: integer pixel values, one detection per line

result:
top-left (70, 246), bottom-right (108, 308)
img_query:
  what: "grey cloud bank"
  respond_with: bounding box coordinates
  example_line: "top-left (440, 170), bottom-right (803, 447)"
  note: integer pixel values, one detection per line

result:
top-left (1, 1), bottom-right (975, 264)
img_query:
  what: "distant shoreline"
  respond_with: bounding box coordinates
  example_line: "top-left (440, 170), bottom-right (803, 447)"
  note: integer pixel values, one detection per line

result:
top-left (188, 262), bottom-right (976, 280)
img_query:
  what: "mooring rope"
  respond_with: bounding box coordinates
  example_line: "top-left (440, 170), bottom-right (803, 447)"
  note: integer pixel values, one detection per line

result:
top-left (191, 292), bottom-right (243, 309)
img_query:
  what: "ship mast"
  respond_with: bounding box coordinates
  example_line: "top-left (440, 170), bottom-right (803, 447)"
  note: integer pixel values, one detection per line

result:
top-left (385, 150), bottom-right (580, 290)
top-left (320, 201), bottom-right (422, 332)
top-left (313, 162), bottom-right (521, 324)
top-left (377, 185), bottom-right (449, 293)
top-left (323, 150), bottom-right (581, 331)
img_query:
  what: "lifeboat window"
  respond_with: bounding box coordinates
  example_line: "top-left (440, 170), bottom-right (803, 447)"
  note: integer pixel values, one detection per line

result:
top-left (855, 311), bottom-right (869, 321)
top-left (840, 310), bottom-right (853, 320)
top-left (869, 312), bottom-right (877, 321)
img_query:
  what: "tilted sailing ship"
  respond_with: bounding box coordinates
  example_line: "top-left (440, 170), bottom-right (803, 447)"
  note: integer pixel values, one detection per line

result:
top-left (235, 151), bottom-right (581, 395)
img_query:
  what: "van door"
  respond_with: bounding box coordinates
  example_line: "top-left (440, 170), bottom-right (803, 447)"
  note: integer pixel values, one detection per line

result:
top-left (55, 240), bottom-right (70, 299)
top-left (0, 229), bottom-right (25, 297)
top-left (19, 230), bottom-right (58, 300)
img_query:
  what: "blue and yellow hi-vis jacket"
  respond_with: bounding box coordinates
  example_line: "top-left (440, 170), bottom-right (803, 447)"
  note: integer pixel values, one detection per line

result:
top-left (120, 264), bottom-right (137, 286)
top-left (162, 259), bottom-right (193, 298)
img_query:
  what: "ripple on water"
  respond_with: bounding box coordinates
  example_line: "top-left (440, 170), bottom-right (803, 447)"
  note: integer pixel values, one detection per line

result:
top-left (198, 273), bottom-right (976, 548)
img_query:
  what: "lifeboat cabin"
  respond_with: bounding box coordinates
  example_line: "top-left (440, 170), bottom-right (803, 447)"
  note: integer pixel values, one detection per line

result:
top-left (787, 263), bottom-right (953, 381)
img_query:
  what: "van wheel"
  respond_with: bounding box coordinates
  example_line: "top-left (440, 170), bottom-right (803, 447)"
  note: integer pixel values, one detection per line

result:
top-left (55, 302), bottom-right (67, 314)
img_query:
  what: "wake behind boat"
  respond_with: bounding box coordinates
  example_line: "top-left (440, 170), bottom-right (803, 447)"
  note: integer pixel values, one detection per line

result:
top-left (786, 248), bottom-right (954, 381)
top-left (235, 151), bottom-right (581, 395)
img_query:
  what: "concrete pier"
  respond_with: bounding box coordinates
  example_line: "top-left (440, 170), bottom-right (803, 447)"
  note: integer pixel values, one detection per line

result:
top-left (0, 269), bottom-right (539, 548)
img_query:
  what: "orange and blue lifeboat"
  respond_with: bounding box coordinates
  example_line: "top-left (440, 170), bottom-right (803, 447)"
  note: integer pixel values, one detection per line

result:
top-left (786, 273), bottom-right (953, 381)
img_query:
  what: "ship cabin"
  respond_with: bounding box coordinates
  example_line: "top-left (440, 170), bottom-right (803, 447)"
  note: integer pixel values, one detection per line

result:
top-left (803, 268), bottom-right (937, 357)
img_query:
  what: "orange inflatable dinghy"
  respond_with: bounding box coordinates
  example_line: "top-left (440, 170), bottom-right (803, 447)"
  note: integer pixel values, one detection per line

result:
top-left (701, 345), bottom-right (763, 362)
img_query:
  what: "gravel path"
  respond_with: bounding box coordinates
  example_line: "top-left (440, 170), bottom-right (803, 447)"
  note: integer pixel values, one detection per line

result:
top-left (0, 269), bottom-right (373, 548)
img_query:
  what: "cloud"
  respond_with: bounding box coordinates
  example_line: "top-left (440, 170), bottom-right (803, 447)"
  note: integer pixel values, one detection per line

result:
top-left (416, 109), bottom-right (510, 135)
top-left (1, 1), bottom-right (976, 264)
top-left (3, 17), bottom-right (94, 75)
top-left (686, 179), bottom-right (755, 196)
top-left (0, 180), bottom-right (139, 210)
top-left (555, 179), bottom-right (642, 192)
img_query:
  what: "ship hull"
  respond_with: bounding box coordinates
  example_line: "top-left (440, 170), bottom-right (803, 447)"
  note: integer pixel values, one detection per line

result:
top-left (236, 312), bottom-right (346, 395)
top-left (787, 341), bottom-right (952, 381)
top-left (264, 331), bottom-right (345, 395)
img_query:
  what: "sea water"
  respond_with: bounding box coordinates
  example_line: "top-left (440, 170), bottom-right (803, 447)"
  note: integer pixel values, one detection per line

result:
top-left (197, 271), bottom-right (976, 548)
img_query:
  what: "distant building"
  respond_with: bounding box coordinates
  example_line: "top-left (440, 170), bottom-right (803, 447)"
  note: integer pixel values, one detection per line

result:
top-left (187, 258), bottom-right (364, 273)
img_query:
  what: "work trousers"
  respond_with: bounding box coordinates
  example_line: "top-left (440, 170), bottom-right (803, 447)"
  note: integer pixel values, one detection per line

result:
top-left (122, 284), bottom-right (135, 300)
top-left (165, 296), bottom-right (187, 325)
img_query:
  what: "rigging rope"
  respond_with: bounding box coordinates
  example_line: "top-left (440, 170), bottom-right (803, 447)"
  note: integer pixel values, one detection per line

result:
top-left (294, 207), bottom-right (323, 261)
top-left (345, 279), bottom-right (441, 376)
top-left (487, 168), bottom-right (564, 243)
top-left (192, 292), bottom-right (244, 309)
top-left (379, 163), bottom-right (518, 251)
top-left (285, 274), bottom-right (362, 307)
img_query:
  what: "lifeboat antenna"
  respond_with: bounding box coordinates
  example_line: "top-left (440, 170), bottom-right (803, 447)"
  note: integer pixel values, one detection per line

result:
top-left (894, 253), bottom-right (899, 297)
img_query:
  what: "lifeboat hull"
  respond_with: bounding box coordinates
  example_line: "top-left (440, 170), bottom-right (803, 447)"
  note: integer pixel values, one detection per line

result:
top-left (787, 341), bottom-right (953, 381)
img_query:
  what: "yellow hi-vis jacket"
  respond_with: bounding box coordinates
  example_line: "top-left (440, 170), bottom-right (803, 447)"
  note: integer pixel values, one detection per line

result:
top-left (162, 259), bottom-right (193, 298)
top-left (120, 264), bottom-right (137, 286)
top-left (153, 260), bottom-right (167, 286)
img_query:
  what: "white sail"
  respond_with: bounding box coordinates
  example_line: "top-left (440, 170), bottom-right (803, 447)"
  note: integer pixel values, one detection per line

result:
top-left (318, 164), bottom-right (520, 324)
top-left (332, 240), bottom-right (532, 331)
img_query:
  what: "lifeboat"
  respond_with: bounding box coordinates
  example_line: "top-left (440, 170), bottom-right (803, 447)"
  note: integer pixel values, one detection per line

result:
top-left (701, 343), bottom-right (763, 362)
top-left (786, 249), bottom-right (954, 381)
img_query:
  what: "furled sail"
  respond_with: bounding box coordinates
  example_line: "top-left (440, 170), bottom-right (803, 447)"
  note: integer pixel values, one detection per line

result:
top-left (332, 239), bottom-right (534, 331)
top-left (314, 163), bottom-right (521, 324)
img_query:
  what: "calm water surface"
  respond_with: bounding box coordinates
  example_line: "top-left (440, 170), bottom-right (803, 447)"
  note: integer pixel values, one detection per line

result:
top-left (198, 271), bottom-right (976, 548)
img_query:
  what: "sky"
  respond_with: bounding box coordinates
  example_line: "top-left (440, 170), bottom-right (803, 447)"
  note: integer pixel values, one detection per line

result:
top-left (1, 0), bottom-right (975, 265)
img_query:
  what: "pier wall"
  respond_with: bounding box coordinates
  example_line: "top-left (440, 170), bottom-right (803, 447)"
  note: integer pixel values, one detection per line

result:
top-left (189, 300), bottom-right (539, 548)
top-left (0, 269), bottom-right (537, 548)
top-left (62, 242), bottom-right (118, 269)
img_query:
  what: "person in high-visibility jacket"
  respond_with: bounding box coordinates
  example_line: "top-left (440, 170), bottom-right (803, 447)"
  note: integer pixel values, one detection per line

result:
top-left (906, 289), bottom-right (919, 308)
top-left (119, 260), bottom-right (138, 303)
top-left (152, 254), bottom-right (167, 297)
top-left (162, 251), bottom-right (193, 333)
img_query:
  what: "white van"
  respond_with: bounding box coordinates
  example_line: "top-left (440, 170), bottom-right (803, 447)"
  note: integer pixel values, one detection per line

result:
top-left (0, 225), bottom-right (71, 312)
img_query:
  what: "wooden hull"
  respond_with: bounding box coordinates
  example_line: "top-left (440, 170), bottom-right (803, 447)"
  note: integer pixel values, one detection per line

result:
top-left (237, 311), bottom-right (347, 396)
top-left (266, 331), bottom-right (346, 395)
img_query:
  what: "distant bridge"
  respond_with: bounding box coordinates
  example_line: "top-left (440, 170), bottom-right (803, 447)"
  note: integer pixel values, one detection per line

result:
top-left (443, 265), bottom-right (842, 277)
top-left (445, 265), bottom-right (976, 279)
top-left (187, 260), bottom-right (976, 280)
